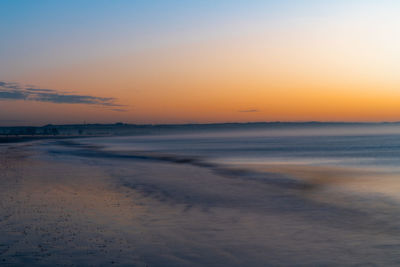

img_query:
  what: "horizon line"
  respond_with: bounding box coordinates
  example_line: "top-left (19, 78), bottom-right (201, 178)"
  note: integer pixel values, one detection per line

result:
top-left (2, 121), bottom-right (400, 128)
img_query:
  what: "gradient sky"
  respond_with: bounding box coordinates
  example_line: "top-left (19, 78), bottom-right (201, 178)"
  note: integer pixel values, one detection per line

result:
top-left (1, 0), bottom-right (400, 125)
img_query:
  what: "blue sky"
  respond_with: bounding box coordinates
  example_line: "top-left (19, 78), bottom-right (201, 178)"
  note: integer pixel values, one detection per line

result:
top-left (1, 0), bottom-right (400, 125)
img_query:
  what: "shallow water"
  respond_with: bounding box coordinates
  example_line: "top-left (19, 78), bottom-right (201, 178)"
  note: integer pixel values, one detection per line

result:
top-left (84, 125), bottom-right (400, 197)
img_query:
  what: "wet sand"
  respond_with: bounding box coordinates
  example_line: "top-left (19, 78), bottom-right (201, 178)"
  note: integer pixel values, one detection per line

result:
top-left (0, 144), bottom-right (147, 266)
top-left (2, 141), bottom-right (400, 266)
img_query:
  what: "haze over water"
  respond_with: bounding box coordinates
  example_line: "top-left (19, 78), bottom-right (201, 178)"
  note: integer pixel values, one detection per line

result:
top-left (90, 124), bottom-right (400, 171)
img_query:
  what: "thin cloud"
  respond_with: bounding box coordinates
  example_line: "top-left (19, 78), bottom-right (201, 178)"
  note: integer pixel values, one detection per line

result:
top-left (111, 108), bottom-right (128, 112)
top-left (0, 81), bottom-right (124, 108)
top-left (0, 90), bottom-right (26, 100)
top-left (238, 109), bottom-right (259, 113)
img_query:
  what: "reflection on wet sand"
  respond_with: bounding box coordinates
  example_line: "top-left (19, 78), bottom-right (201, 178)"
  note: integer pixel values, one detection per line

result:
top-left (246, 163), bottom-right (400, 199)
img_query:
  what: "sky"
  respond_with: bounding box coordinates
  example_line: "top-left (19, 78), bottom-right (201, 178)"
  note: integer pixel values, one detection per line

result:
top-left (1, 0), bottom-right (400, 125)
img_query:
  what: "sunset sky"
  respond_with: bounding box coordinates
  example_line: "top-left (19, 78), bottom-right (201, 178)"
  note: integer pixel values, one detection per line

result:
top-left (1, 0), bottom-right (400, 125)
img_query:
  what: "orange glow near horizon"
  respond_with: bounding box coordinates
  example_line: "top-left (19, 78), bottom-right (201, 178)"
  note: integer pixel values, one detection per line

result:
top-left (1, 1), bottom-right (400, 125)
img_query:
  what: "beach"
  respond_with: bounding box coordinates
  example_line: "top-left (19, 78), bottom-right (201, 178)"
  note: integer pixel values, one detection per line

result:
top-left (2, 128), bottom-right (400, 266)
top-left (2, 0), bottom-right (400, 265)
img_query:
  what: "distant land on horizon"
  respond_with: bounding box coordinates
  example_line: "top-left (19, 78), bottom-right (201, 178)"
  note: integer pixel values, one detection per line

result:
top-left (1, 121), bottom-right (400, 138)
